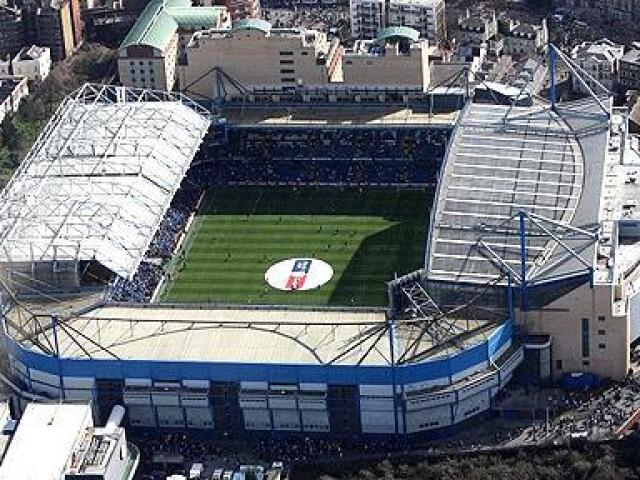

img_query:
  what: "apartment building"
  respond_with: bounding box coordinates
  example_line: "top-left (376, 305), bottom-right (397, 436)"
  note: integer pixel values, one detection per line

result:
top-left (350, 0), bottom-right (445, 42)
top-left (224, 0), bottom-right (259, 21)
top-left (342, 27), bottom-right (429, 89)
top-left (571, 39), bottom-right (624, 94)
top-left (0, 76), bottom-right (29, 124)
top-left (0, 6), bottom-right (24, 58)
top-left (117, 0), bottom-right (229, 91)
top-left (619, 49), bottom-right (640, 91)
top-left (22, 0), bottom-right (83, 61)
top-left (501, 18), bottom-right (548, 57)
top-left (10, 45), bottom-right (51, 83)
top-left (180, 19), bottom-right (341, 99)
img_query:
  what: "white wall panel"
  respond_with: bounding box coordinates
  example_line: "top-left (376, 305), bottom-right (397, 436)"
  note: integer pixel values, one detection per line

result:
top-left (123, 391), bottom-right (151, 405)
top-left (152, 392), bottom-right (180, 406)
top-left (243, 408), bottom-right (271, 431)
top-left (125, 378), bottom-right (151, 387)
top-left (272, 409), bottom-right (301, 431)
top-left (300, 383), bottom-right (327, 392)
top-left (30, 380), bottom-right (59, 397)
top-left (180, 392), bottom-right (209, 407)
top-left (29, 368), bottom-right (59, 387)
top-left (360, 409), bottom-right (396, 434)
top-left (128, 405), bottom-right (156, 428)
top-left (451, 361), bottom-right (489, 383)
top-left (457, 372), bottom-right (498, 401)
top-left (452, 391), bottom-right (490, 424)
top-left (185, 407), bottom-right (214, 429)
top-left (405, 390), bottom-right (455, 410)
top-left (62, 376), bottom-right (95, 389)
top-left (64, 388), bottom-right (95, 401)
top-left (301, 410), bottom-right (330, 432)
top-left (359, 384), bottom-right (393, 396)
top-left (183, 380), bottom-right (209, 389)
top-left (360, 397), bottom-right (394, 411)
top-left (405, 405), bottom-right (452, 433)
top-left (268, 397), bottom-right (297, 409)
top-left (156, 406), bottom-right (185, 428)
top-left (298, 397), bottom-right (327, 410)
top-left (10, 357), bottom-right (27, 377)
top-left (404, 377), bottom-right (450, 392)
top-left (239, 396), bottom-right (268, 409)
top-left (241, 381), bottom-right (268, 390)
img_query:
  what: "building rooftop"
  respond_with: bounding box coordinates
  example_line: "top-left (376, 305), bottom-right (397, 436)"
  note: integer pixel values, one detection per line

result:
top-left (572, 39), bottom-right (624, 63)
top-left (459, 16), bottom-right (490, 32)
top-left (426, 96), bottom-right (609, 285)
top-left (232, 17), bottom-right (271, 34)
top-left (0, 84), bottom-right (210, 278)
top-left (219, 105), bottom-right (458, 127)
top-left (23, 303), bottom-right (504, 367)
top-left (0, 403), bottom-right (93, 480)
top-left (511, 22), bottom-right (537, 37)
top-left (120, 0), bottom-right (226, 52)
top-left (0, 76), bottom-right (23, 104)
top-left (376, 26), bottom-right (420, 43)
top-left (388, 0), bottom-right (443, 7)
top-left (621, 48), bottom-right (640, 65)
top-left (15, 45), bottom-right (48, 61)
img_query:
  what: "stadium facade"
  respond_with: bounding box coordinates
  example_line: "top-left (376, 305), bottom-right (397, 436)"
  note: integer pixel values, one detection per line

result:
top-left (1, 46), bottom-right (639, 438)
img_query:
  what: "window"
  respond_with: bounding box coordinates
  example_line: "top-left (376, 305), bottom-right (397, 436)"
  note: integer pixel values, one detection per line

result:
top-left (598, 343), bottom-right (606, 350)
top-left (129, 61), bottom-right (134, 66)
top-left (139, 60), bottom-right (143, 65)
top-left (556, 359), bottom-right (563, 370)
top-left (582, 318), bottom-right (590, 358)
top-left (280, 69), bottom-right (295, 74)
top-left (279, 51), bottom-right (294, 55)
top-left (301, 51), bottom-right (309, 55)
top-left (281, 78), bottom-right (296, 83)
top-left (598, 315), bottom-right (606, 322)
top-left (280, 59), bottom-right (294, 65)
top-left (598, 329), bottom-right (606, 335)
top-left (582, 360), bottom-right (590, 366)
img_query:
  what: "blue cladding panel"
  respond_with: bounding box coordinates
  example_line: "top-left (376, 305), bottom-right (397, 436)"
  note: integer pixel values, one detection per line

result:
top-left (5, 320), bottom-right (514, 386)
top-left (488, 321), bottom-right (512, 358)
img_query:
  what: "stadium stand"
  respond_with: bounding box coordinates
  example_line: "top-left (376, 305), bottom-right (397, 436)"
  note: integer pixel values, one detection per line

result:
top-left (200, 127), bottom-right (450, 186)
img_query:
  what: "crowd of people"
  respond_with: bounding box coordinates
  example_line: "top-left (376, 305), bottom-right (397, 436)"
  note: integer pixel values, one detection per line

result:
top-left (202, 127), bottom-right (449, 186)
top-left (106, 166), bottom-right (211, 303)
top-left (108, 262), bottom-right (163, 303)
top-left (213, 128), bottom-right (449, 161)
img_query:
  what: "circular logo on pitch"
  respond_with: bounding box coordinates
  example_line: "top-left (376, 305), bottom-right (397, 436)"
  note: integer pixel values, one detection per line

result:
top-left (265, 258), bottom-right (333, 291)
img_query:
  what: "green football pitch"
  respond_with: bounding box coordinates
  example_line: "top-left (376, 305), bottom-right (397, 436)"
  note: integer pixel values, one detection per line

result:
top-left (161, 186), bottom-right (431, 306)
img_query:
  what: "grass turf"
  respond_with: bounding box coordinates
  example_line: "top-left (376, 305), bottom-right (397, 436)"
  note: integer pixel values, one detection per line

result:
top-left (162, 186), bottom-right (431, 306)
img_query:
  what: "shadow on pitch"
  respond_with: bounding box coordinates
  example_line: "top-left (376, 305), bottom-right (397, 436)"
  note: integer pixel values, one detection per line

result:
top-left (327, 220), bottom-right (428, 307)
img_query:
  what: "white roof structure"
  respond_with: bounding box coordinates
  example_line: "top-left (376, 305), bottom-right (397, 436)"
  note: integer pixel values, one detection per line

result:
top-left (17, 304), bottom-right (501, 366)
top-left (0, 84), bottom-right (211, 278)
top-left (0, 403), bottom-right (93, 480)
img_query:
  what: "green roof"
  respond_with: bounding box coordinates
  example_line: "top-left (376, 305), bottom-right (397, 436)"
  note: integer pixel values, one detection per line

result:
top-left (376, 26), bottom-right (420, 43)
top-left (231, 18), bottom-right (271, 34)
top-left (120, 0), bottom-right (224, 52)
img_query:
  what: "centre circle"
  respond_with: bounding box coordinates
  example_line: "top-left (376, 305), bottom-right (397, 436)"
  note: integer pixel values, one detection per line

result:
top-left (264, 258), bottom-right (334, 291)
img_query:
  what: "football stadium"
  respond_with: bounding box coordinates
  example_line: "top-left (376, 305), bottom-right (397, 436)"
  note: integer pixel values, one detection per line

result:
top-left (0, 45), bottom-right (639, 438)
